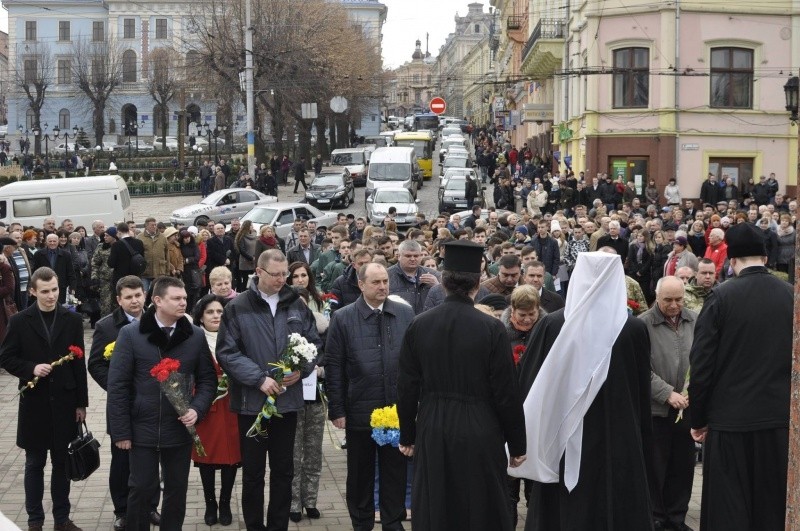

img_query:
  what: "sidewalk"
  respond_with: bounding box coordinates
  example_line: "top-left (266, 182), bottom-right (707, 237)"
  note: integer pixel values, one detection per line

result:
top-left (0, 325), bottom-right (702, 530)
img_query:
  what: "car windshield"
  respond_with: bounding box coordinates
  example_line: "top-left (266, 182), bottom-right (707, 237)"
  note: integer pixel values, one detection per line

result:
top-left (332, 152), bottom-right (364, 165)
top-left (444, 169), bottom-right (473, 180)
top-left (312, 174), bottom-right (342, 186)
top-left (369, 163), bottom-right (410, 181)
top-left (242, 208), bottom-right (278, 224)
top-left (394, 140), bottom-right (429, 159)
top-left (444, 157), bottom-right (468, 168)
top-left (445, 178), bottom-right (466, 191)
top-left (374, 190), bottom-right (413, 203)
top-left (200, 189), bottom-right (229, 205)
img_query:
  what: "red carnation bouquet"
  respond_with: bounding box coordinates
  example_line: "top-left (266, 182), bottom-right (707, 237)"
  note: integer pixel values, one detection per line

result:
top-left (512, 345), bottom-right (525, 366)
top-left (627, 299), bottom-right (640, 315)
top-left (18, 345), bottom-right (84, 396)
top-left (320, 293), bottom-right (339, 316)
top-left (149, 357), bottom-right (206, 456)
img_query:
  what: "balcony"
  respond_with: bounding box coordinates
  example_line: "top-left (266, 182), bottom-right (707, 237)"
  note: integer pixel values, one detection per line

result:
top-left (520, 18), bottom-right (566, 78)
top-left (507, 15), bottom-right (524, 30)
top-left (506, 14), bottom-right (528, 44)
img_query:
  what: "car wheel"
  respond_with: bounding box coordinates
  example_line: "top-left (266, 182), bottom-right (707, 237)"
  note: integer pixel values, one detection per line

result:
top-left (194, 215), bottom-right (209, 226)
top-left (343, 194), bottom-right (350, 208)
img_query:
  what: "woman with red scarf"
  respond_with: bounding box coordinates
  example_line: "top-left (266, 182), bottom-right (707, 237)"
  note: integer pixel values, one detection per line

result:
top-left (254, 225), bottom-right (280, 265)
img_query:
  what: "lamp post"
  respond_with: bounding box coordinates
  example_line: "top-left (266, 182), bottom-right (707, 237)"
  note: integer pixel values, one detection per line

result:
top-left (784, 73), bottom-right (800, 527)
top-left (17, 124), bottom-right (30, 155)
top-left (128, 121), bottom-right (140, 156)
top-left (63, 125), bottom-right (79, 177)
top-left (213, 124), bottom-right (227, 164)
top-left (192, 144), bottom-right (199, 168)
top-left (198, 122), bottom-right (212, 164)
top-left (95, 145), bottom-right (102, 172)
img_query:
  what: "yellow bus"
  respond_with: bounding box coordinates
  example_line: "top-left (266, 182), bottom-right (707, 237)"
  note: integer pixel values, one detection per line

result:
top-left (393, 131), bottom-right (434, 180)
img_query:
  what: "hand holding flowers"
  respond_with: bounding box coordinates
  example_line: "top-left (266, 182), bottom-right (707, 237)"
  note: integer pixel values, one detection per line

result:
top-left (149, 357), bottom-right (206, 456)
top-left (19, 345), bottom-right (84, 396)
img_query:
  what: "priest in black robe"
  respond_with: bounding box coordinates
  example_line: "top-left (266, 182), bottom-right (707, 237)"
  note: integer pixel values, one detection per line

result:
top-left (397, 240), bottom-right (527, 531)
top-left (514, 252), bottom-right (654, 531)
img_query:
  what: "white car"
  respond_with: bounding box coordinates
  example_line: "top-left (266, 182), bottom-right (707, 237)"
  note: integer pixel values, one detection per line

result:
top-left (170, 188), bottom-right (276, 226)
top-left (52, 142), bottom-right (80, 154)
top-left (152, 136), bottom-right (186, 151)
top-left (440, 167), bottom-right (479, 189)
top-left (234, 202), bottom-right (339, 240)
top-left (366, 187), bottom-right (419, 227)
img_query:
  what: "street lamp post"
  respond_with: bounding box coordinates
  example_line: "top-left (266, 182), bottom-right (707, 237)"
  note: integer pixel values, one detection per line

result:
top-left (17, 125), bottom-right (30, 155)
top-left (60, 125), bottom-right (79, 177)
top-left (783, 73), bottom-right (800, 527)
top-left (95, 145), bottom-right (102, 172)
top-left (213, 124), bottom-right (227, 164)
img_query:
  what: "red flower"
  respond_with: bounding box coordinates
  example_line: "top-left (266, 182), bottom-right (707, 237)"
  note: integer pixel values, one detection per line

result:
top-left (68, 345), bottom-right (84, 359)
top-left (321, 293), bottom-right (339, 302)
top-left (512, 345), bottom-right (525, 366)
top-left (150, 358), bottom-right (181, 382)
top-left (627, 299), bottom-right (640, 311)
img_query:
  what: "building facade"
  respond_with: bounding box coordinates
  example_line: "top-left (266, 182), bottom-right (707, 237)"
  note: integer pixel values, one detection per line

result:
top-left (385, 39), bottom-right (436, 117)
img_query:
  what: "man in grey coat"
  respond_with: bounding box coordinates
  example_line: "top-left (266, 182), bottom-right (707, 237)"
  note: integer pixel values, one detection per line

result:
top-left (217, 249), bottom-right (321, 531)
top-left (638, 276), bottom-right (697, 531)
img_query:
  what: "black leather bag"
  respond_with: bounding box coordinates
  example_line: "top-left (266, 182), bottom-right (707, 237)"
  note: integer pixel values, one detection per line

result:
top-left (65, 421), bottom-right (101, 481)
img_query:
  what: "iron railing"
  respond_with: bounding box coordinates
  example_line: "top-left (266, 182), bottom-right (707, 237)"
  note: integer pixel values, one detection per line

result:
top-left (521, 18), bottom-right (566, 61)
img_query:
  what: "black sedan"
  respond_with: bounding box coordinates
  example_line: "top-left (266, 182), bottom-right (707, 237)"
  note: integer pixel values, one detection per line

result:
top-left (304, 171), bottom-right (356, 208)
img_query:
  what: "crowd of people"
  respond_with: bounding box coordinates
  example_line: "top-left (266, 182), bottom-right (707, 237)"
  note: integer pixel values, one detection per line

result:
top-left (0, 136), bottom-right (794, 531)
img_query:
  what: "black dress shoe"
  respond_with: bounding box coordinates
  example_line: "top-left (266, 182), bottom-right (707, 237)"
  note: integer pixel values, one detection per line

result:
top-left (289, 512), bottom-right (302, 523)
top-left (218, 500), bottom-right (232, 526)
top-left (149, 511), bottom-right (161, 526)
top-left (113, 516), bottom-right (126, 531)
top-left (305, 507), bottom-right (321, 519)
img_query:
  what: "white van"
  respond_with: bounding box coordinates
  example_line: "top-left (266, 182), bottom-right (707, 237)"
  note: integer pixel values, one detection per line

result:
top-left (365, 147), bottom-right (421, 204)
top-left (0, 175), bottom-right (132, 228)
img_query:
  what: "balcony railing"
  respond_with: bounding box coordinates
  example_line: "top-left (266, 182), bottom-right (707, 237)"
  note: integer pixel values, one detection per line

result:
top-left (521, 18), bottom-right (566, 61)
top-left (507, 15), bottom-right (524, 31)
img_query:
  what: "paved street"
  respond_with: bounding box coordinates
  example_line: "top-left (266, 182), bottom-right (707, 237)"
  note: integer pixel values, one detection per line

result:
top-left (0, 179), bottom-right (702, 530)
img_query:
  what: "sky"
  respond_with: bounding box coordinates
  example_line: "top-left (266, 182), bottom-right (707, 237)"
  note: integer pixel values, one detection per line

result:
top-left (380, 0), bottom-right (480, 69)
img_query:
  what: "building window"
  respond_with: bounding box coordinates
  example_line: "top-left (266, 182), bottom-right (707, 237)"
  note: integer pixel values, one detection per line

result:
top-left (123, 18), bottom-right (135, 39)
top-left (57, 59), bottom-right (71, 84)
top-left (475, 24), bottom-right (480, 33)
top-left (93, 21), bottom-right (104, 42)
top-left (155, 18), bottom-right (167, 39)
top-left (26, 109), bottom-right (35, 129)
top-left (23, 59), bottom-right (37, 83)
top-left (412, 74), bottom-right (420, 84)
top-left (122, 50), bottom-right (137, 82)
top-left (58, 21), bottom-right (70, 42)
top-left (25, 21), bottom-right (36, 41)
top-left (92, 57), bottom-right (105, 83)
top-left (59, 109), bottom-right (70, 130)
top-left (710, 47), bottom-right (753, 109)
top-left (613, 47), bottom-right (649, 108)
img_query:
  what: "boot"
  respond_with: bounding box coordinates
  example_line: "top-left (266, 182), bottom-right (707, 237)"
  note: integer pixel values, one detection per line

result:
top-left (199, 465), bottom-right (218, 526)
top-left (218, 466), bottom-right (237, 526)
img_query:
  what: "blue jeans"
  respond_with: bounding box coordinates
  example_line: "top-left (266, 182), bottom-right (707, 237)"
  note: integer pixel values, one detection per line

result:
top-left (24, 447), bottom-right (71, 526)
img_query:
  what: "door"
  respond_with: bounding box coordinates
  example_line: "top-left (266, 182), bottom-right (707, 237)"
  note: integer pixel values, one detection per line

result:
top-left (609, 157), bottom-right (649, 193)
top-left (708, 158), bottom-right (752, 186)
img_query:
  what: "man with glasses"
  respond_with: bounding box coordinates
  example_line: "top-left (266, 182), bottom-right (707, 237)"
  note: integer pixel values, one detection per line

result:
top-left (217, 250), bottom-right (321, 531)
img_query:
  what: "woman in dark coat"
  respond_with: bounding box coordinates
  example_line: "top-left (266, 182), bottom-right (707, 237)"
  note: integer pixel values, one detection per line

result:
top-left (625, 232), bottom-right (654, 303)
top-left (179, 229), bottom-right (202, 309)
top-left (650, 230), bottom-right (671, 291)
top-left (191, 295), bottom-right (240, 526)
top-left (0, 255), bottom-right (16, 340)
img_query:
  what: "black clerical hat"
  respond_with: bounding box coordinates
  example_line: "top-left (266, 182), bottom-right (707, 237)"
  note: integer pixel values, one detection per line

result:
top-left (725, 222), bottom-right (766, 258)
top-left (442, 240), bottom-right (484, 273)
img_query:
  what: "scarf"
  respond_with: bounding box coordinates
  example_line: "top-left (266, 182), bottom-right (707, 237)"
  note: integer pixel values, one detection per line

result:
top-left (777, 225), bottom-right (795, 238)
top-left (636, 241), bottom-right (645, 262)
top-left (260, 235), bottom-right (277, 247)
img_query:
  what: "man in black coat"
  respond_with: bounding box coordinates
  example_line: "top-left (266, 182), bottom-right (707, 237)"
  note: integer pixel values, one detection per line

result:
top-left (32, 233), bottom-right (76, 304)
top-left (596, 220), bottom-right (629, 263)
top-left (286, 229), bottom-right (321, 266)
top-left (0, 267), bottom-right (88, 531)
top-left (205, 223), bottom-right (234, 285)
top-left (326, 263), bottom-right (416, 530)
top-left (699, 174), bottom-right (721, 207)
top-left (689, 223), bottom-right (793, 530)
top-left (107, 222), bottom-right (146, 288)
top-left (329, 249), bottom-right (373, 314)
top-left (108, 276), bottom-right (216, 531)
top-left (88, 276), bottom-right (160, 531)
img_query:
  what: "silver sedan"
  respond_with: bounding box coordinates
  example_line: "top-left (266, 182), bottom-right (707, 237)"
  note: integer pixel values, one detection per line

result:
top-left (169, 188), bottom-right (276, 226)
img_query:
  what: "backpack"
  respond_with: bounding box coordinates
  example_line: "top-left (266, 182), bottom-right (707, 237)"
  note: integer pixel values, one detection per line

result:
top-left (121, 238), bottom-right (147, 276)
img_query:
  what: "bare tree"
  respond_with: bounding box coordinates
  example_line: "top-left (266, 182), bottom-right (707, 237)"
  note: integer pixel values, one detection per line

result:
top-left (71, 37), bottom-right (123, 146)
top-left (147, 47), bottom-right (185, 150)
top-left (14, 42), bottom-right (54, 155)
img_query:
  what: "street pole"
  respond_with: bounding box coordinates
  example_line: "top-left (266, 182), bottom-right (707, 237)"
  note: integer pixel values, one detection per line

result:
top-left (245, 0), bottom-right (256, 178)
top-left (788, 72), bottom-right (800, 529)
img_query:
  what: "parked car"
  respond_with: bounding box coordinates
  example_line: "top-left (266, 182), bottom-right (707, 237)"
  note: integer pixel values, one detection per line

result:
top-left (152, 136), bottom-right (186, 151)
top-left (440, 167), bottom-right (479, 190)
top-left (305, 171), bottom-right (355, 208)
top-left (52, 142), bottom-right (80, 154)
top-left (366, 187), bottom-right (419, 227)
top-left (450, 208), bottom-right (512, 223)
top-left (441, 155), bottom-right (471, 171)
top-left (234, 202), bottom-right (339, 240)
top-left (438, 176), bottom-right (485, 213)
top-left (116, 140), bottom-right (155, 153)
top-left (328, 148), bottom-right (370, 186)
top-left (169, 188), bottom-right (276, 226)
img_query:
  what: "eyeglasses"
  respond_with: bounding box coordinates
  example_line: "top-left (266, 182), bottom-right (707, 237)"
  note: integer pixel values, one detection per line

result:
top-left (261, 269), bottom-right (288, 278)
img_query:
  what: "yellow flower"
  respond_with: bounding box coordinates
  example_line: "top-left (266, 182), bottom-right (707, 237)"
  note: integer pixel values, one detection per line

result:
top-left (370, 405), bottom-right (400, 429)
top-left (103, 341), bottom-right (116, 360)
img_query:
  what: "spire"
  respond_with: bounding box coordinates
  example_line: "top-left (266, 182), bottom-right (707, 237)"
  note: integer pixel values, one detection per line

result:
top-left (412, 39), bottom-right (423, 60)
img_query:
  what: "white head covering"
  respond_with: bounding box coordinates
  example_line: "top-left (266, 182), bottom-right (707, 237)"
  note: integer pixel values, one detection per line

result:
top-left (509, 252), bottom-right (627, 491)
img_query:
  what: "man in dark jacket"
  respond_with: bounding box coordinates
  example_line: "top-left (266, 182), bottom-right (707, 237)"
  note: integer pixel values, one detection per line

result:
top-left (107, 222), bottom-right (146, 288)
top-left (326, 262), bottom-right (415, 530)
top-left (699, 174), bottom-right (721, 207)
top-left (387, 240), bottom-right (441, 314)
top-left (205, 223), bottom-right (234, 285)
top-left (0, 267), bottom-right (88, 531)
top-left (530, 220), bottom-right (561, 276)
top-left (88, 276), bottom-right (160, 531)
top-left (689, 223), bottom-right (793, 530)
top-left (107, 276), bottom-right (216, 531)
top-left (199, 160), bottom-right (213, 198)
top-left (329, 249), bottom-right (373, 314)
top-left (293, 158), bottom-right (308, 193)
top-left (216, 250), bottom-right (321, 531)
top-left (286, 229), bottom-right (321, 266)
top-left (32, 233), bottom-right (76, 304)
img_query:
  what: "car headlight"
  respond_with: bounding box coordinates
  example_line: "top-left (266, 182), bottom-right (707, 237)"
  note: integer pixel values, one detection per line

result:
top-left (333, 189), bottom-right (344, 197)
top-left (305, 192), bottom-right (313, 198)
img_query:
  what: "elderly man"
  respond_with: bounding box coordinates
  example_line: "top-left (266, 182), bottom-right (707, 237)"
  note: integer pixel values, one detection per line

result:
top-left (481, 254), bottom-right (521, 300)
top-left (597, 220), bottom-right (629, 262)
top-left (684, 259), bottom-right (717, 313)
top-left (32, 233), bottom-right (76, 304)
top-left (286, 229), bottom-right (321, 266)
top-left (84, 220), bottom-right (106, 259)
top-left (703, 228), bottom-right (728, 277)
top-left (137, 217), bottom-right (169, 294)
top-left (689, 223), bottom-right (792, 530)
top-left (639, 276), bottom-right (697, 531)
top-left (675, 266), bottom-right (695, 285)
top-left (387, 240), bottom-right (440, 314)
top-left (326, 263), bottom-right (415, 530)
top-left (521, 261), bottom-right (565, 314)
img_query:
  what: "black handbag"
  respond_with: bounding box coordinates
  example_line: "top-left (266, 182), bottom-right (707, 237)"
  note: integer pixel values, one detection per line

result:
top-left (65, 421), bottom-right (101, 481)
